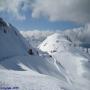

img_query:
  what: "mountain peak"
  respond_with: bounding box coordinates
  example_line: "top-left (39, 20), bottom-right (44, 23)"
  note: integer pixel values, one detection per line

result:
top-left (0, 17), bottom-right (8, 27)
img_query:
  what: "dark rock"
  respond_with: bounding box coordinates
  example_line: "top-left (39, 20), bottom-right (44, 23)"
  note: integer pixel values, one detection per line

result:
top-left (0, 17), bottom-right (7, 27)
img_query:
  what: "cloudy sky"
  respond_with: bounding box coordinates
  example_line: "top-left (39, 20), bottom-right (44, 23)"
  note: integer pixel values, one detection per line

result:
top-left (0, 0), bottom-right (89, 30)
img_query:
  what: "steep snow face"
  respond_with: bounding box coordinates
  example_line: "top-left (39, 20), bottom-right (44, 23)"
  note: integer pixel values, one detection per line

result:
top-left (0, 19), bottom-right (29, 60)
top-left (39, 33), bottom-right (90, 89)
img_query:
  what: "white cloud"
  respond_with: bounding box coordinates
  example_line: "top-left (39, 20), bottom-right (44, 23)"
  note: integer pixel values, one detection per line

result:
top-left (0, 0), bottom-right (27, 20)
top-left (0, 0), bottom-right (90, 23)
top-left (31, 0), bottom-right (90, 23)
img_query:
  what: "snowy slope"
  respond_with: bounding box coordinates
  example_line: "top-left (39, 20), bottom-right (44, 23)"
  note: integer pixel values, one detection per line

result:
top-left (0, 55), bottom-right (68, 81)
top-left (0, 56), bottom-right (74, 90)
top-left (0, 70), bottom-right (73, 90)
top-left (0, 20), bottom-right (29, 60)
top-left (0, 18), bottom-right (74, 90)
top-left (0, 18), bottom-right (68, 79)
top-left (39, 33), bottom-right (90, 90)
top-left (1, 17), bottom-right (90, 90)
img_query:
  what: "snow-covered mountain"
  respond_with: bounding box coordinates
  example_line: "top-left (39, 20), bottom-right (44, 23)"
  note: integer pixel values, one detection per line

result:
top-left (0, 17), bottom-right (90, 90)
top-left (39, 31), bottom-right (90, 90)
top-left (0, 18), bottom-right (67, 79)
top-left (0, 18), bottom-right (73, 90)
